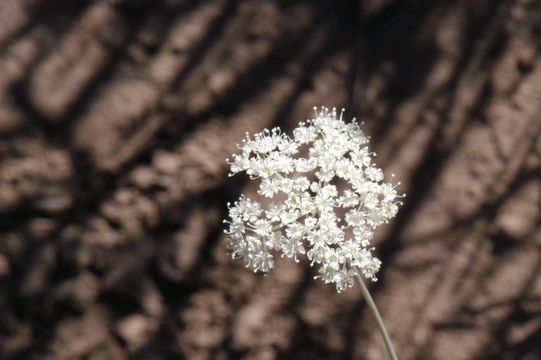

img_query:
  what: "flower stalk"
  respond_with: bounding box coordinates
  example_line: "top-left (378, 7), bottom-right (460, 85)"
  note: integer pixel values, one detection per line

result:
top-left (354, 269), bottom-right (398, 360)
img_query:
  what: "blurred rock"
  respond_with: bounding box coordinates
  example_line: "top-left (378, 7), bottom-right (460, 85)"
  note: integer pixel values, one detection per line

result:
top-left (0, 253), bottom-right (10, 277)
top-left (55, 271), bottom-right (101, 309)
top-left (152, 150), bottom-right (181, 175)
top-left (34, 193), bottom-right (72, 213)
top-left (116, 314), bottom-right (157, 351)
top-left (129, 166), bottom-right (157, 190)
top-left (43, 306), bottom-right (109, 359)
top-left (26, 218), bottom-right (56, 238)
top-left (19, 244), bottom-right (55, 297)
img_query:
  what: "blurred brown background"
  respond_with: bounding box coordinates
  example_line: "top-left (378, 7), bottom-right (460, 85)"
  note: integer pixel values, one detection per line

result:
top-left (1, 0), bottom-right (541, 359)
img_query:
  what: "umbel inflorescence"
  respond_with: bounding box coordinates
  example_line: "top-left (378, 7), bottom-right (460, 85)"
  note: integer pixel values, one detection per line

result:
top-left (223, 107), bottom-right (404, 292)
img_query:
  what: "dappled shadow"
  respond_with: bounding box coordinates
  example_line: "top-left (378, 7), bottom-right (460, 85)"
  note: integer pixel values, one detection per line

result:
top-left (1, 0), bottom-right (541, 359)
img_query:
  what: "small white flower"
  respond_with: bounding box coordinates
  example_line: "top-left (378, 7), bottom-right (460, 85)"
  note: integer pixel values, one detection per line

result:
top-left (338, 189), bottom-right (360, 207)
top-left (296, 158), bottom-right (317, 173)
top-left (294, 176), bottom-right (310, 191)
top-left (281, 209), bottom-right (300, 225)
top-left (254, 251), bottom-right (274, 273)
top-left (335, 268), bottom-right (357, 293)
top-left (253, 219), bottom-right (272, 237)
top-left (224, 107), bottom-right (404, 291)
top-left (265, 202), bottom-right (283, 221)
top-left (286, 222), bottom-right (305, 239)
top-left (259, 178), bottom-right (280, 198)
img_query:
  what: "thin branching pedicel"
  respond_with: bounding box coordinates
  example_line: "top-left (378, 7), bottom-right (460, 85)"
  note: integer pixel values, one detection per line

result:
top-left (224, 107), bottom-right (404, 293)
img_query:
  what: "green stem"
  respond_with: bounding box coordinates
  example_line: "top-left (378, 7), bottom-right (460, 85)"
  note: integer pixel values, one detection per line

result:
top-left (354, 269), bottom-right (398, 360)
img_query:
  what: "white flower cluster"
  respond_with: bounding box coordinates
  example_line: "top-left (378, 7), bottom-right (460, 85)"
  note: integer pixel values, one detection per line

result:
top-left (223, 107), bottom-right (403, 292)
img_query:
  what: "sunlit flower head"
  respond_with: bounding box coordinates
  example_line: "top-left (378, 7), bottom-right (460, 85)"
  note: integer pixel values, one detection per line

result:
top-left (224, 107), bottom-right (404, 292)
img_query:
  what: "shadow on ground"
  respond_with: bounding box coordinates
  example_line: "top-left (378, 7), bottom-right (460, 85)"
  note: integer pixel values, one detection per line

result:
top-left (1, 0), bottom-right (540, 359)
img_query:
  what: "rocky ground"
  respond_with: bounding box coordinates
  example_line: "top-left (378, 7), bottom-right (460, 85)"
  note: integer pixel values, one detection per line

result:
top-left (1, 0), bottom-right (541, 359)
